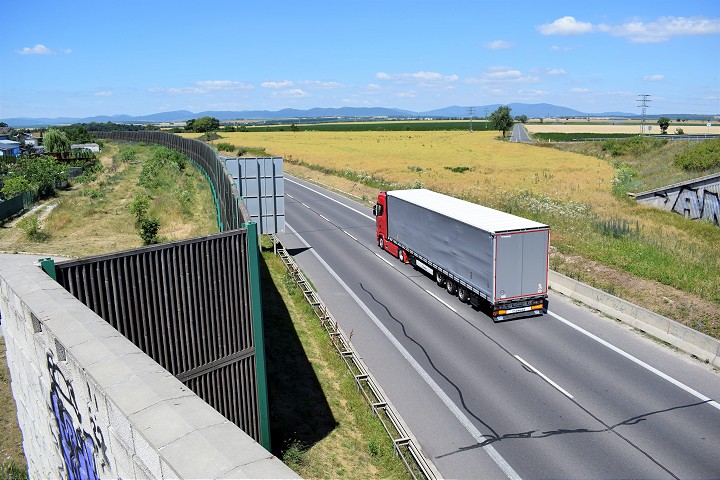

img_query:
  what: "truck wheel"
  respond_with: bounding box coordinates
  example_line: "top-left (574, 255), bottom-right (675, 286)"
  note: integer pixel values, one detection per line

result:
top-left (446, 279), bottom-right (457, 295)
top-left (398, 249), bottom-right (406, 263)
top-left (435, 271), bottom-right (445, 287)
top-left (378, 236), bottom-right (385, 250)
top-left (458, 286), bottom-right (469, 303)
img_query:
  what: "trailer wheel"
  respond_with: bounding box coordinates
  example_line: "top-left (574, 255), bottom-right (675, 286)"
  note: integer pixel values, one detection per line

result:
top-left (446, 279), bottom-right (457, 295)
top-left (458, 286), bottom-right (469, 303)
top-left (435, 271), bottom-right (446, 287)
top-left (378, 236), bottom-right (385, 250)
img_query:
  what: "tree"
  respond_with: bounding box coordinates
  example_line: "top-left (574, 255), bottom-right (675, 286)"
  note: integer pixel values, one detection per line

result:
top-left (0, 156), bottom-right (67, 199)
top-left (489, 106), bottom-right (514, 137)
top-left (657, 117), bottom-right (671, 134)
top-left (514, 115), bottom-right (528, 123)
top-left (43, 128), bottom-right (71, 154)
top-left (186, 116), bottom-right (220, 133)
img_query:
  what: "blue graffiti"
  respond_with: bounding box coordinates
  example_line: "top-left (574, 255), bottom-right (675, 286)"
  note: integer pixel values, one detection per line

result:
top-left (47, 353), bottom-right (108, 480)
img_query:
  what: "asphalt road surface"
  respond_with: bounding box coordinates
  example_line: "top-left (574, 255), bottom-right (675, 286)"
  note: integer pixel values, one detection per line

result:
top-left (510, 123), bottom-right (533, 143)
top-left (278, 174), bottom-right (720, 479)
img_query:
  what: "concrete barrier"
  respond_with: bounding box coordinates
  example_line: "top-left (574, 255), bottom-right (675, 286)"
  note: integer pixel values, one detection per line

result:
top-left (549, 270), bottom-right (720, 368)
top-left (0, 253), bottom-right (298, 479)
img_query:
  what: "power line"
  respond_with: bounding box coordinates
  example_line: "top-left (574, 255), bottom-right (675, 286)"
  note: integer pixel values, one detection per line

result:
top-left (637, 94), bottom-right (651, 134)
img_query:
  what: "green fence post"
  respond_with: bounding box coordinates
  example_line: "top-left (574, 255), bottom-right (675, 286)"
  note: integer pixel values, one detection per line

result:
top-left (39, 257), bottom-right (56, 281)
top-left (242, 221), bottom-right (271, 450)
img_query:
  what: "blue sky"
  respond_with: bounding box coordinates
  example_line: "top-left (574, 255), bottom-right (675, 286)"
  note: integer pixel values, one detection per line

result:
top-left (1, 0), bottom-right (719, 119)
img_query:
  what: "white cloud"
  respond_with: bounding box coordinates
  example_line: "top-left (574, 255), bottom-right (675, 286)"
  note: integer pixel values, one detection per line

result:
top-left (569, 87), bottom-right (590, 93)
top-left (538, 16), bottom-right (594, 35)
top-left (547, 68), bottom-right (566, 75)
top-left (196, 80), bottom-right (253, 90)
top-left (273, 88), bottom-right (308, 98)
top-left (643, 74), bottom-right (665, 81)
top-left (600, 16), bottom-right (720, 43)
top-left (17, 44), bottom-right (53, 55)
top-left (94, 91), bottom-right (113, 97)
top-left (367, 83), bottom-right (381, 89)
top-left (518, 89), bottom-right (549, 96)
top-left (550, 45), bottom-right (574, 51)
top-left (375, 71), bottom-right (458, 82)
top-left (486, 40), bottom-right (511, 49)
top-left (261, 80), bottom-right (294, 88)
top-left (466, 67), bottom-right (540, 85)
top-left (540, 15), bottom-right (720, 43)
top-left (299, 80), bottom-right (343, 89)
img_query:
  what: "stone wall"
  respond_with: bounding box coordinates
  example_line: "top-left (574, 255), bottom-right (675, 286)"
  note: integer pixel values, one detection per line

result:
top-left (0, 253), bottom-right (297, 479)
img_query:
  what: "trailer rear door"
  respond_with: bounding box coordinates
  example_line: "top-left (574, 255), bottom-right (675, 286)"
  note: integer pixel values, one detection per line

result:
top-left (494, 229), bottom-right (549, 300)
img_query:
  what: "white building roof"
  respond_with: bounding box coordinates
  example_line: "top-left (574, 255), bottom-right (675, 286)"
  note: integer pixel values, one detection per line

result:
top-left (388, 188), bottom-right (548, 233)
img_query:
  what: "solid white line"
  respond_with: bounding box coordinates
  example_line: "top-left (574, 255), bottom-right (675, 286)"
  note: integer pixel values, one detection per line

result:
top-left (344, 231), bottom-right (359, 242)
top-left (514, 355), bottom-right (574, 399)
top-left (319, 214), bottom-right (330, 222)
top-left (374, 252), bottom-right (395, 267)
top-left (286, 177), bottom-right (375, 221)
top-left (287, 222), bottom-right (521, 480)
top-left (301, 202), bottom-right (311, 208)
top-left (548, 311), bottom-right (720, 411)
top-left (425, 289), bottom-right (458, 313)
top-left (287, 194), bottom-right (295, 199)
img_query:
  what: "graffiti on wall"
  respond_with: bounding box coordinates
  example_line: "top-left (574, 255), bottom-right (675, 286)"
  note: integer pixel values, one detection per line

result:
top-left (671, 188), bottom-right (720, 225)
top-left (47, 353), bottom-right (110, 480)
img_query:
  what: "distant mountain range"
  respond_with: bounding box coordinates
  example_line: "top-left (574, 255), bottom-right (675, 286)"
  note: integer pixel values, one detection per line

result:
top-left (2, 103), bottom-right (715, 127)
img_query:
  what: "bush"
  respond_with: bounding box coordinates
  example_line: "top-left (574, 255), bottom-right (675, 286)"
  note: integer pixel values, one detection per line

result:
top-left (18, 215), bottom-right (48, 242)
top-left (216, 142), bottom-right (236, 152)
top-left (444, 166), bottom-right (470, 173)
top-left (602, 136), bottom-right (666, 157)
top-left (673, 138), bottom-right (720, 170)
top-left (129, 193), bottom-right (150, 220)
top-left (611, 162), bottom-right (640, 196)
top-left (139, 216), bottom-right (160, 245)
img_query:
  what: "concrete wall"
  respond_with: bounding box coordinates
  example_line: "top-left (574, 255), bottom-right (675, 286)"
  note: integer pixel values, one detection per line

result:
top-left (634, 172), bottom-right (720, 226)
top-left (0, 253), bottom-right (297, 479)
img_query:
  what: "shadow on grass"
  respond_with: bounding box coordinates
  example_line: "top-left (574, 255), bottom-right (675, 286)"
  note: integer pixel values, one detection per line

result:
top-left (259, 255), bottom-right (337, 456)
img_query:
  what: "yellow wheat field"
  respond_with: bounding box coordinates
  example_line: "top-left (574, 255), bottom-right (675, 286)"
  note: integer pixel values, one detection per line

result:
top-left (196, 130), bottom-right (617, 210)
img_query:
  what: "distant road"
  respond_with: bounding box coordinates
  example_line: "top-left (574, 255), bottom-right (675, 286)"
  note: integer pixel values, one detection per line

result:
top-left (510, 123), bottom-right (532, 142)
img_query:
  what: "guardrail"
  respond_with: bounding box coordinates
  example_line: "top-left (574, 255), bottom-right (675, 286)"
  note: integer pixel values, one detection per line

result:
top-left (271, 235), bottom-right (439, 480)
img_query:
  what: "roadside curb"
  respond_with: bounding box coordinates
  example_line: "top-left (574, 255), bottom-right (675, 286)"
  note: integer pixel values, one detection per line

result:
top-left (549, 270), bottom-right (720, 368)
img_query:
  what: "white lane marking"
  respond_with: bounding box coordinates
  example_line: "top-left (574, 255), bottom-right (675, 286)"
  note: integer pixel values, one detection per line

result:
top-left (287, 223), bottom-right (521, 480)
top-left (549, 311), bottom-right (720, 411)
top-left (301, 202), bottom-right (311, 208)
top-left (319, 214), bottom-right (330, 222)
top-left (344, 231), bottom-right (359, 242)
top-left (425, 289), bottom-right (458, 313)
top-left (514, 355), bottom-right (574, 399)
top-left (287, 194), bottom-right (295, 199)
top-left (374, 252), bottom-right (395, 267)
top-left (287, 177), bottom-right (375, 221)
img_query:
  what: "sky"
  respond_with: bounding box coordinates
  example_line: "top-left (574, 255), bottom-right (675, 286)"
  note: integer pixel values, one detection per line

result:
top-left (1, 0), bottom-right (719, 119)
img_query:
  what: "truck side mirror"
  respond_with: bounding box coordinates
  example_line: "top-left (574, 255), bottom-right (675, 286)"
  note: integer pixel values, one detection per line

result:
top-left (373, 204), bottom-right (383, 216)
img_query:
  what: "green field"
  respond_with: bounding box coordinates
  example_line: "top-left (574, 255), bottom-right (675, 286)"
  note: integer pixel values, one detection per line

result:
top-left (241, 120), bottom-right (490, 132)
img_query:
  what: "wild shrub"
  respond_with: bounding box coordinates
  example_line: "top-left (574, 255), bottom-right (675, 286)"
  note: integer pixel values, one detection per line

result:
top-left (139, 216), bottom-right (160, 245)
top-left (18, 215), bottom-right (48, 242)
top-left (444, 166), bottom-right (470, 173)
top-left (673, 137), bottom-right (720, 170)
top-left (611, 162), bottom-right (640, 196)
top-left (602, 136), bottom-right (666, 157)
top-left (129, 193), bottom-right (150, 221)
top-left (216, 142), bottom-right (236, 152)
top-left (592, 216), bottom-right (639, 239)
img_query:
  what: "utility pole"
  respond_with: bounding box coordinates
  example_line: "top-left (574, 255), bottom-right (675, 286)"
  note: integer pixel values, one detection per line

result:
top-left (637, 94), bottom-right (651, 134)
top-left (467, 106), bottom-right (475, 132)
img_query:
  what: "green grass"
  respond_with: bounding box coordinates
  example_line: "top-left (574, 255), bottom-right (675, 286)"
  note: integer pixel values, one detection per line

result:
top-left (261, 250), bottom-right (411, 479)
top-left (533, 132), bottom-right (636, 141)
top-left (243, 120), bottom-right (489, 132)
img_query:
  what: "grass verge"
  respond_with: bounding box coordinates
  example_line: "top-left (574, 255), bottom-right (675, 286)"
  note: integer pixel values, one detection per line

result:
top-left (0, 336), bottom-right (26, 478)
top-left (261, 250), bottom-right (411, 479)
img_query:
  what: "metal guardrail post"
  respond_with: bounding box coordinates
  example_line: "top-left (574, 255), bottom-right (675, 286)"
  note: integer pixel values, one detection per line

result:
top-left (244, 222), bottom-right (272, 450)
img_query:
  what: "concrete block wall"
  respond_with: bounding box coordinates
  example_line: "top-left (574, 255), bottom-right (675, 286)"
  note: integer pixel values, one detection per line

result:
top-left (0, 254), bottom-right (297, 479)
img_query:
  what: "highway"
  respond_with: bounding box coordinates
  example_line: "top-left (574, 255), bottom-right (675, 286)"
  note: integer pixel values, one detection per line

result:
top-left (277, 174), bottom-right (720, 479)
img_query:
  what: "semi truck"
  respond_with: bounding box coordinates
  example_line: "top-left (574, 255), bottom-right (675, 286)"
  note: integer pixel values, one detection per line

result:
top-left (373, 189), bottom-right (549, 321)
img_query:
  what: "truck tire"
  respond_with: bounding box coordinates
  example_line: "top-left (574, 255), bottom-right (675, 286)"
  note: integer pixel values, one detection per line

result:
top-left (398, 249), bottom-right (406, 263)
top-left (458, 286), bottom-right (469, 303)
top-left (435, 271), bottom-right (446, 287)
top-left (446, 279), bottom-right (457, 295)
top-left (378, 236), bottom-right (385, 250)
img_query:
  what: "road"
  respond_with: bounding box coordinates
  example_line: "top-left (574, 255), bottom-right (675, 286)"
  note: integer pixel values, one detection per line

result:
top-left (510, 123), bottom-right (533, 143)
top-left (278, 174), bottom-right (720, 479)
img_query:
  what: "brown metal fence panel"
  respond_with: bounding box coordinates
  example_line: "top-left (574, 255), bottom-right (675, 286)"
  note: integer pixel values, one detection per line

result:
top-left (54, 230), bottom-right (261, 441)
